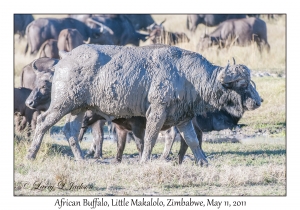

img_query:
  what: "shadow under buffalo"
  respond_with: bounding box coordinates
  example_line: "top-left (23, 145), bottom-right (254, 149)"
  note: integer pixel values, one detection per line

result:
top-left (47, 143), bottom-right (96, 159)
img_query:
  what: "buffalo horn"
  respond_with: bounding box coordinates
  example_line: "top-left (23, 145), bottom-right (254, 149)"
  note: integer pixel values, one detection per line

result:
top-left (250, 80), bottom-right (256, 89)
top-left (31, 59), bottom-right (38, 72)
top-left (160, 19), bottom-right (166, 26)
top-left (87, 18), bottom-right (114, 35)
top-left (83, 37), bottom-right (91, 44)
top-left (86, 18), bottom-right (104, 32)
top-left (218, 62), bottom-right (250, 84)
top-left (232, 57), bottom-right (236, 65)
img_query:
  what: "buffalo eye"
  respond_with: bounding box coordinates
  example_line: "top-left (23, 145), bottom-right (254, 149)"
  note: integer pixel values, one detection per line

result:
top-left (222, 82), bottom-right (234, 89)
top-left (93, 32), bottom-right (101, 38)
top-left (236, 79), bottom-right (248, 88)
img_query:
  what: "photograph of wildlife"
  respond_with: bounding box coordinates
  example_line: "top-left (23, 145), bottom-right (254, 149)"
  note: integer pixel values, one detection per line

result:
top-left (14, 14), bottom-right (286, 196)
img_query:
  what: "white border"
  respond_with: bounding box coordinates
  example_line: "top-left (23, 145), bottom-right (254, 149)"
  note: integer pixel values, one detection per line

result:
top-left (4, 1), bottom-right (295, 209)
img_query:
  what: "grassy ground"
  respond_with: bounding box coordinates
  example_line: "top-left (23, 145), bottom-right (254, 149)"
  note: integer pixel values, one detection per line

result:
top-left (14, 14), bottom-right (286, 196)
top-left (14, 135), bottom-right (285, 196)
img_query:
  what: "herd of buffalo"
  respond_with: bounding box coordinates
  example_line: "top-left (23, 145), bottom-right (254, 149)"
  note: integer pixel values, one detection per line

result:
top-left (14, 14), bottom-right (271, 165)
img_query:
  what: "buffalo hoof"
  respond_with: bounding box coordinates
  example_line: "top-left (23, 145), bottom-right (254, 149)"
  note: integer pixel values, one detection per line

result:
top-left (196, 159), bottom-right (209, 167)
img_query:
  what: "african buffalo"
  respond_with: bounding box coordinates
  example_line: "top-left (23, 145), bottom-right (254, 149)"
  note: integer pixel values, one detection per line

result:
top-left (14, 14), bottom-right (34, 39)
top-left (20, 57), bottom-right (58, 90)
top-left (26, 44), bottom-right (262, 167)
top-left (77, 111), bottom-right (218, 162)
top-left (70, 14), bottom-right (155, 32)
top-left (186, 14), bottom-right (247, 32)
top-left (85, 15), bottom-right (149, 46)
top-left (14, 87), bottom-right (40, 137)
top-left (24, 17), bottom-right (113, 55)
top-left (79, 86), bottom-right (261, 163)
top-left (123, 14), bottom-right (155, 31)
top-left (39, 39), bottom-right (59, 59)
top-left (24, 59), bottom-right (56, 112)
top-left (198, 17), bottom-right (270, 52)
top-left (149, 28), bottom-right (190, 45)
top-left (57, 28), bottom-right (86, 52)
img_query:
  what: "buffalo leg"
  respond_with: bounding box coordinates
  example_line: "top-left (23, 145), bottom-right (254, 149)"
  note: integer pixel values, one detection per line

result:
top-left (178, 120), bottom-right (205, 164)
top-left (141, 104), bottom-right (167, 163)
top-left (160, 127), bottom-right (177, 160)
top-left (63, 112), bottom-right (86, 160)
top-left (115, 127), bottom-right (128, 162)
top-left (131, 125), bottom-right (145, 160)
top-left (86, 139), bottom-right (96, 157)
top-left (107, 121), bottom-right (112, 139)
top-left (176, 120), bottom-right (207, 166)
top-left (30, 110), bottom-right (40, 132)
top-left (192, 118), bottom-right (205, 155)
top-left (91, 120), bottom-right (105, 158)
top-left (178, 137), bottom-right (189, 164)
top-left (20, 116), bottom-right (28, 132)
top-left (26, 107), bottom-right (72, 160)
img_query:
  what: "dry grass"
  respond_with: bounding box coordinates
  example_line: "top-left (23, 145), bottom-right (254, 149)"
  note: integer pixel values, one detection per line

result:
top-left (241, 77), bottom-right (286, 129)
top-left (14, 135), bottom-right (285, 196)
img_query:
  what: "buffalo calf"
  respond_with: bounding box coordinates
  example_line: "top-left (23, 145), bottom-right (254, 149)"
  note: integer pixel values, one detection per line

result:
top-left (14, 87), bottom-right (40, 137)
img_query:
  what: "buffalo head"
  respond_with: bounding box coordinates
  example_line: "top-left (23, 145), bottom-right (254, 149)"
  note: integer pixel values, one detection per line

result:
top-left (86, 18), bottom-right (115, 45)
top-left (217, 60), bottom-right (262, 118)
top-left (25, 59), bottom-right (55, 111)
top-left (146, 19), bottom-right (166, 32)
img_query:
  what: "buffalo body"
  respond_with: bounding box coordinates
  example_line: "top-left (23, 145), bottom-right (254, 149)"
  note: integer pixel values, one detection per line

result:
top-left (198, 17), bottom-right (270, 52)
top-left (57, 28), bottom-right (85, 52)
top-left (24, 17), bottom-right (109, 55)
top-left (26, 44), bottom-right (262, 165)
top-left (39, 39), bottom-right (59, 59)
